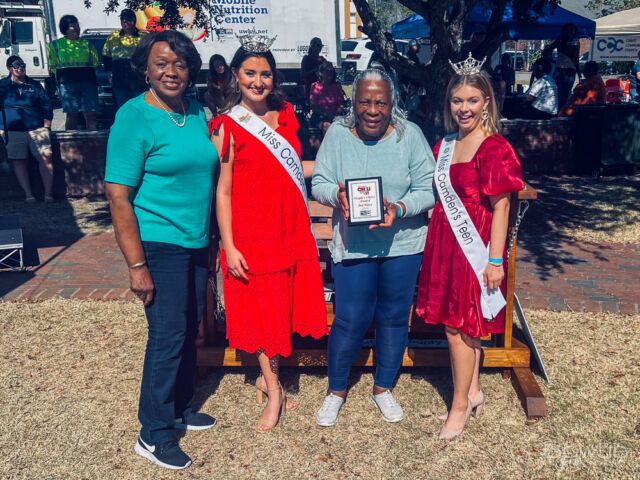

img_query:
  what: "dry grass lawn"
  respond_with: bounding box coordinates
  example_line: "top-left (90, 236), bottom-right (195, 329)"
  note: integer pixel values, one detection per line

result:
top-left (1, 300), bottom-right (639, 479)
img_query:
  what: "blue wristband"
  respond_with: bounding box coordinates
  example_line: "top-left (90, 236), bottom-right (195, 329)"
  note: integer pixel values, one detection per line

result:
top-left (395, 202), bottom-right (404, 218)
top-left (488, 257), bottom-right (503, 266)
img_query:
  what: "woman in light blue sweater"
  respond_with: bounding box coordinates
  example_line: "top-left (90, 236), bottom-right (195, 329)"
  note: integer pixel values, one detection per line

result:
top-left (312, 68), bottom-right (436, 427)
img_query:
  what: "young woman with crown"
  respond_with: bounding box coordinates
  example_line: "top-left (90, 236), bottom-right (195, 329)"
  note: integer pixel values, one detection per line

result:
top-left (415, 54), bottom-right (524, 440)
top-left (209, 33), bottom-right (327, 432)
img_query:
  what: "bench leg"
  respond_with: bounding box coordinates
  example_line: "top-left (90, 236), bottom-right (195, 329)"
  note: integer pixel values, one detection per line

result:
top-left (510, 367), bottom-right (547, 419)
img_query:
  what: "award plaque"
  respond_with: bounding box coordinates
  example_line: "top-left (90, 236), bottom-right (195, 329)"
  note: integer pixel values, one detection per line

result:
top-left (345, 177), bottom-right (384, 226)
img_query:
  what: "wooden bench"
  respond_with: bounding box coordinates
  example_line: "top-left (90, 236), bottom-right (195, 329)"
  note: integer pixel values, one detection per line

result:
top-left (196, 178), bottom-right (545, 419)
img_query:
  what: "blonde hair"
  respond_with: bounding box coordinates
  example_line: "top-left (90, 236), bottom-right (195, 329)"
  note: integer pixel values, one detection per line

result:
top-left (443, 73), bottom-right (500, 135)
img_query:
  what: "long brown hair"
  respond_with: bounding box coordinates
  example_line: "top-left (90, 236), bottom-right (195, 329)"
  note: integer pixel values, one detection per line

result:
top-left (443, 73), bottom-right (500, 135)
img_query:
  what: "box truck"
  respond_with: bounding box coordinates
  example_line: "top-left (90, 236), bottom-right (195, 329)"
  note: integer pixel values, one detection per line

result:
top-left (42, 0), bottom-right (340, 76)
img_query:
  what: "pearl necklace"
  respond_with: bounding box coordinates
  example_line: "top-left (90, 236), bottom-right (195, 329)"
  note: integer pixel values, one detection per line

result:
top-left (149, 88), bottom-right (186, 127)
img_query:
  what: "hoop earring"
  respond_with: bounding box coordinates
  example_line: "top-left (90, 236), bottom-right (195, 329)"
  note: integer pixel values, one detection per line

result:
top-left (145, 75), bottom-right (150, 86)
top-left (481, 107), bottom-right (489, 122)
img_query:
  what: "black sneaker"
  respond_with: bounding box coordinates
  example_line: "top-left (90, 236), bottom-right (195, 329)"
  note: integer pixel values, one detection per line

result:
top-left (175, 412), bottom-right (217, 431)
top-left (134, 437), bottom-right (192, 470)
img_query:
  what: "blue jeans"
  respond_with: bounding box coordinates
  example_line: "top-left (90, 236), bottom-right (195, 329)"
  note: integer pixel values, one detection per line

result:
top-left (138, 241), bottom-right (208, 444)
top-left (58, 81), bottom-right (99, 113)
top-left (328, 254), bottom-right (423, 392)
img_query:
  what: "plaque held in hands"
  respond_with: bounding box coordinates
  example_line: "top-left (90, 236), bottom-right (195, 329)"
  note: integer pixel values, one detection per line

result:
top-left (345, 177), bottom-right (384, 226)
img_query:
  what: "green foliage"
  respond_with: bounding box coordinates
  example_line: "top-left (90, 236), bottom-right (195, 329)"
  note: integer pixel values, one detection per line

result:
top-left (587, 0), bottom-right (640, 17)
top-left (82, 0), bottom-right (219, 28)
top-left (368, 0), bottom-right (413, 32)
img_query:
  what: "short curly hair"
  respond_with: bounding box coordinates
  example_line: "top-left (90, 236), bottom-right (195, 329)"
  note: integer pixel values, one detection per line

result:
top-left (131, 30), bottom-right (202, 86)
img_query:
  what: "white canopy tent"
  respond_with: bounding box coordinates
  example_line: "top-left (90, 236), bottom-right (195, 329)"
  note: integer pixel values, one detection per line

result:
top-left (596, 7), bottom-right (640, 36)
top-left (593, 7), bottom-right (640, 60)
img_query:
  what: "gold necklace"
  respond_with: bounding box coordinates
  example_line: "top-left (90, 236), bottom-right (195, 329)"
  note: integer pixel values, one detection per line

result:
top-left (149, 88), bottom-right (186, 127)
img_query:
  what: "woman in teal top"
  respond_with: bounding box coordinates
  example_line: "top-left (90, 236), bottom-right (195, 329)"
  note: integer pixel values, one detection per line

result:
top-left (312, 68), bottom-right (436, 428)
top-left (104, 31), bottom-right (218, 471)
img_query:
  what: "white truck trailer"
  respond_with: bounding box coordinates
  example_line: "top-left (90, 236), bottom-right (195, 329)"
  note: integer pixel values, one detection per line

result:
top-left (42, 0), bottom-right (340, 75)
top-left (0, 1), bottom-right (49, 82)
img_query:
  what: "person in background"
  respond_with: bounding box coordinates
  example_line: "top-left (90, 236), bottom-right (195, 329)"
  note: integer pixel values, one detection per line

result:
top-left (205, 54), bottom-right (231, 117)
top-left (560, 61), bottom-right (606, 116)
top-left (105, 31), bottom-right (219, 470)
top-left (103, 8), bottom-right (145, 108)
top-left (416, 66), bottom-right (523, 441)
top-left (0, 55), bottom-right (54, 202)
top-left (48, 15), bottom-right (100, 130)
top-left (309, 61), bottom-right (347, 133)
top-left (546, 22), bottom-right (580, 107)
top-left (312, 69), bottom-right (435, 428)
top-left (521, 58), bottom-right (558, 119)
top-left (300, 37), bottom-right (326, 95)
top-left (493, 54), bottom-right (516, 113)
top-left (407, 39), bottom-right (421, 64)
top-left (405, 80), bottom-right (425, 125)
top-left (630, 50), bottom-right (640, 102)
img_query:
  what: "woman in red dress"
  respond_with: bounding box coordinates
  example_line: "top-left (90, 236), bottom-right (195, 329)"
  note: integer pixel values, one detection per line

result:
top-left (415, 67), bottom-right (523, 440)
top-left (210, 43), bottom-right (327, 432)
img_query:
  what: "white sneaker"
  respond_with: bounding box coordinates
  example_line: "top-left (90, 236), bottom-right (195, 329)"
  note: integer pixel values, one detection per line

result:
top-left (371, 390), bottom-right (404, 423)
top-left (315, 393), bottom-right (345, 427)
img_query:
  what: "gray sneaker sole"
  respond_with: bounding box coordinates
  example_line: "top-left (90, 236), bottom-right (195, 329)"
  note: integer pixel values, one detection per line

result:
top-left (370, 396), bottom-right (404, 423)
top-left (134, 442), bottom-right (192, 470)
top-left (315, 415), bottom-right (339, 427)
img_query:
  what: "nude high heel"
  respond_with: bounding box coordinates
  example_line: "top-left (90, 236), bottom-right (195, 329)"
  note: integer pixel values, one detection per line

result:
top-left (438, 400), bottom-right (473, 441)
top-left (256, 375), bottom-right (298, 411)
top-left (438, 390), bottom-right (485, 422)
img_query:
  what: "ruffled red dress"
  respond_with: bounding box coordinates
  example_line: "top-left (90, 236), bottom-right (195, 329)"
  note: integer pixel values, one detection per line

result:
top-left (209, 102), bottom-right (327, 358)
top-left (415, 135), bottom-right (524, 338)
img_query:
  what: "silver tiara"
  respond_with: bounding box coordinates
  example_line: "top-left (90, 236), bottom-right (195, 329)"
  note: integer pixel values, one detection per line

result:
top-left (449, 53), bottom-right (487, 75)
top-left (235, 32), bottom-right (277, 53)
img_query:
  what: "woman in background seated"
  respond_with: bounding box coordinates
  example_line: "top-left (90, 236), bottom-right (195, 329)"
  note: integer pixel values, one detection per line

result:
top-left (521, 58), bottom-right (558, 119)
top-left (312, 68), bottom-right (435, 427)
top-left (0, 55), bottom-right (54, 202)
top-left (560, 61), bottom-right (606, 116)
top-left (309, 61), bottom-right (347, 133)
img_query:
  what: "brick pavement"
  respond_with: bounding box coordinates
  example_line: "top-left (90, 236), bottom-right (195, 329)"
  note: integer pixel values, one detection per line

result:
top-left (0, 232), bottom-right (637, 314)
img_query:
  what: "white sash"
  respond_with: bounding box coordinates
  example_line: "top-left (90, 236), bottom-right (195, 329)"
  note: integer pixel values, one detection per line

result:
top-left (435, 135), bottom-right (506, 320)
top-left (228, 105), bottom-right (308, 204)
top-left (227, 105), bottom-right (316, 244)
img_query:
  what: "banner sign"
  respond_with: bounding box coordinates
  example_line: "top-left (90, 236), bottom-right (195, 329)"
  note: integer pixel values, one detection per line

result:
top-left (592, 36), bottom-right (640, 61)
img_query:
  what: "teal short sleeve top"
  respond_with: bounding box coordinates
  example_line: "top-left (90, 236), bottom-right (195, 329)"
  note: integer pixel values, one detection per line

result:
top-left (105, 94), bottom-right (219, 249)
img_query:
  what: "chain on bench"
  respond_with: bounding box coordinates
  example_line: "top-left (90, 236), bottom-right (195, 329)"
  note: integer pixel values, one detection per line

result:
top-left (506, 200), bottom-right (530, 261)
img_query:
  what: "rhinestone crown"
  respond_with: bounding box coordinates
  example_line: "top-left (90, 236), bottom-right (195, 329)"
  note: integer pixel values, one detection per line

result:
top-left (236, 31), bottom-right (277, 53)
top-left (449, 53), bottom-right (487, 75)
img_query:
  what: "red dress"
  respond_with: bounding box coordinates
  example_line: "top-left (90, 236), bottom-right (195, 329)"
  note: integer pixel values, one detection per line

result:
top-left (415, 135), bottom-right (524, 338)
top-left (209, 103), bottom-right (327, 358)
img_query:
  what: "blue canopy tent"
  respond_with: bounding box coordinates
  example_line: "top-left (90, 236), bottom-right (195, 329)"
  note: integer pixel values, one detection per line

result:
top-left (391, 4), bottom-right (596, 40)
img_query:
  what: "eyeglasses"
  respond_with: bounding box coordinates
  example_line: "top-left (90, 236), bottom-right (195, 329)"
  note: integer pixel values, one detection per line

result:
top-left (10, 63), bottom-right (26, 69)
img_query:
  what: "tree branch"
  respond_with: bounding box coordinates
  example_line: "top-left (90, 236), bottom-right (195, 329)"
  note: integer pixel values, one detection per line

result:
top-left (352, 0), bottom-right (429, 82)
